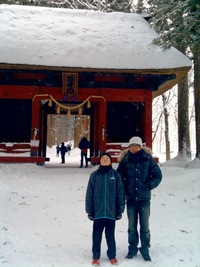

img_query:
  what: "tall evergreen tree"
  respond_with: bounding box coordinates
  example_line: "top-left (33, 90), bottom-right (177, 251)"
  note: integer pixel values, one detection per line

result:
top-left (189, 0), bottom-right (200, 159)
top-left (147, 0), bottom-right (200, 161)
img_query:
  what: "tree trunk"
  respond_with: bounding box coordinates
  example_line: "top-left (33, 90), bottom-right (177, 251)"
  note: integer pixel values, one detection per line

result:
top-left (177, 75), bottom-right (191, 159)
top-left (162, 94), bottom-right (170, 160)
top-left (193, 50), bottom-right (200, 159)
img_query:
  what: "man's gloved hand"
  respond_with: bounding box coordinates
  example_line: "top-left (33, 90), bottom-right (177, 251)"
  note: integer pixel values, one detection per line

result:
top-left (88, 214), bottom-right (94, 221)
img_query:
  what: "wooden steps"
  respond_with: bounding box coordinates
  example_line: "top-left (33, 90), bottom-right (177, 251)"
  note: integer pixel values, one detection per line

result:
top-left (106, 143), bottom-right (125, 163)
top-left (0, 143), bottom-right (45, 164)
top-left (91, 143), bottom-right (159, 165)
top-left (91, 143), bottom-right (125, 165)
top-left (0, 143), bottom-right (31, 154)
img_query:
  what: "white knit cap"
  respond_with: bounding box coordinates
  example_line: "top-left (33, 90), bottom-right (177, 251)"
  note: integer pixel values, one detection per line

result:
top-left (128, 136), bottom-right (143, 147)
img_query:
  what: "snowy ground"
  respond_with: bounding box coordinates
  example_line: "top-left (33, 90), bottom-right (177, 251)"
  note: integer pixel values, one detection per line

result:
top-left (0, 147), bottom-right (200, 267)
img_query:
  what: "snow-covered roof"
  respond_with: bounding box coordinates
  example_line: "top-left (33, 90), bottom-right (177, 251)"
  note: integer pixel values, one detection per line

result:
top-left (0, 4), bottom-right (191, 71)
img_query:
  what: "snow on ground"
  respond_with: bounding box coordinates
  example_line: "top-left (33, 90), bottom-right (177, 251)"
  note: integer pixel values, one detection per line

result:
top-left (0, 146), bottom-right (200, 267)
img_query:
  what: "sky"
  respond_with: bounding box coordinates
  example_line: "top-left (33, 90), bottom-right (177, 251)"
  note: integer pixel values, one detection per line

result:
top-left (0, 4), bottom-right (191, 70)
top-left (0, 146), bottom-right (200, 267)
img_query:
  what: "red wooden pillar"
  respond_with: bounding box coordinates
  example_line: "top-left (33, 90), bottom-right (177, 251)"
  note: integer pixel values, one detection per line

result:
top-left (30, 99), bottom-right (40, 156)
top-left (93, 99), bottom-right (107, 158)
top-left (98, 99), bottom-right (107, 154)
top-left (93, 101), bottom-right (99, 157)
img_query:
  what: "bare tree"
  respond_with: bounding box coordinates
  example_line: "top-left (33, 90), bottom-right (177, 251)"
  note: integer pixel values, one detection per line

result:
top-left (162, 94), bottom-right (170, 160)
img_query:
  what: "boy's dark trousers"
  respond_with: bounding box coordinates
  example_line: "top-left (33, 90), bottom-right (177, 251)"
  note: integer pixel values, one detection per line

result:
top-left (92, 218), bottom-right (116, 260)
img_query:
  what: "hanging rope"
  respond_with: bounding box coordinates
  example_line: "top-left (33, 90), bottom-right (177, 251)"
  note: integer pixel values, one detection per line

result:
top-left (32, 94), bottom-right (106, 114)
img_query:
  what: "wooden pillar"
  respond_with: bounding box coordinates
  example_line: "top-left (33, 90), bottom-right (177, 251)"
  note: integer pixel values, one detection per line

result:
top-left (93, 99), bottom-right (107, 157)
top-left (30, 99), bottom-right (40, 156)
top-left (98, 99), bottom-right (107, 154)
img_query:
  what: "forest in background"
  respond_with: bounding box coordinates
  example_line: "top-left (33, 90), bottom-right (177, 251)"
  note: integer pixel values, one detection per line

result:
top-left (1, 0), bottom-right (199, 163)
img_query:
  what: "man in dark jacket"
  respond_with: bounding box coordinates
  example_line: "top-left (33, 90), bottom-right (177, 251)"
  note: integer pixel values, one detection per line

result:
top-left (78, 137), bottom-right (90, 168)
top-left (85, 153), bottom-right (125, 266)
top-left (117, 136), bottom-right (162, 262)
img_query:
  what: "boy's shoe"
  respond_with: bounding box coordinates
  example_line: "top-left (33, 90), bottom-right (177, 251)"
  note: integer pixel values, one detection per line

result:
top-left (109, 258), bottom-right (118, 265)
top-left (92, 259), bottom-right (100, 266)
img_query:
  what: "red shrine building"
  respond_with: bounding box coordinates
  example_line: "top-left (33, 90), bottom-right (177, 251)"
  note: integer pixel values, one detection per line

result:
top-left (0, 5), bottom-right (191, 164)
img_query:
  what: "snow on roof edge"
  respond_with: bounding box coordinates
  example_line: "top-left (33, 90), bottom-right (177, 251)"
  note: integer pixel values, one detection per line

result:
top-left (0, 4), bottom-right (192, 71)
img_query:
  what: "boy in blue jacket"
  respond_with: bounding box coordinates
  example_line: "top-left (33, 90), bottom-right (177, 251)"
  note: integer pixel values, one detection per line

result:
top-left (85, 153), bottom-right (125, 266)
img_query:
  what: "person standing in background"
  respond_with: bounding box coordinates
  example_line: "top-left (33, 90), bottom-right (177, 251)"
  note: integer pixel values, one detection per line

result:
top-left (67, 143), bottom-right (71, 156)
top-left (56, 144), bottom-right (60, 157)
top-left (60, 142), bottom-right (67, 164)
top-left (78, 137), bottom-right (90, 168)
